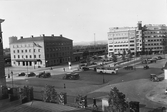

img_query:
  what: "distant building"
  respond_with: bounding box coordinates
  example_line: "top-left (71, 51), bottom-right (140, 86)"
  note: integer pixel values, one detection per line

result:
top-left (72, 44), bottom-right (107, 61)
top-left (107, 21), bottom-right (142, 56)
top-left (9, 34), bottom-right (73, 67)
top-left (0, 19), bottom-right (6, 87)
top-left (142, 24), bottom-right (167, 54)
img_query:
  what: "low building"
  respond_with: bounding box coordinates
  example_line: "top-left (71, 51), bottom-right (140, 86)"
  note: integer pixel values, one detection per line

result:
top-left (9, 34), bottom-right (73, 67)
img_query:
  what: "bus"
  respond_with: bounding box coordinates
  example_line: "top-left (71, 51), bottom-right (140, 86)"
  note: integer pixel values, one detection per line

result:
top-left (96, 67), bottom-right (118, 75)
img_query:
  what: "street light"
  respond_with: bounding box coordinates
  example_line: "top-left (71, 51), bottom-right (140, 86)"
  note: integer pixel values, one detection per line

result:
top-left (11, 71), bottom-right (14, 88)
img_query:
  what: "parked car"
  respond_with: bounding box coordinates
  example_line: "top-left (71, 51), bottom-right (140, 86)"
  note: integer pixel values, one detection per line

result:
top-left (81, 66), bottom-right (89, 71)
top-left (158, 56), bottom-right (163, 60)
top-left (63, 72), bottom-right (80, 80)
top-left (17, 72), bottom-right (26, 76)
top-left (26, 72), bottom-right (36, 77)
top-left (36, 72), bottom-right (51, 78)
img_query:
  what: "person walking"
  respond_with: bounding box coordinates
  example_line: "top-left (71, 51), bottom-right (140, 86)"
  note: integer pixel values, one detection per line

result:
top-left (93, 98), bottom-right (98, 109)
top-left (63, 68), bottom-right (65, 72)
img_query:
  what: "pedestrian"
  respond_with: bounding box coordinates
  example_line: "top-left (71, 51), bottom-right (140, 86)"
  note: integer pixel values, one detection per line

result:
top-left (64, 83), bottom-right (66, 89)
top-left (8, 74), bottom-right (10, 78)
top-left (63, 68), bottom-right (65, 72)
top-left (93, 98), bottom-right (98, 109)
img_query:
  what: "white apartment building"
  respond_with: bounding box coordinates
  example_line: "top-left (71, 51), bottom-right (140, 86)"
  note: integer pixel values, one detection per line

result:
top-left (108, 22), bottom-right (142, 56)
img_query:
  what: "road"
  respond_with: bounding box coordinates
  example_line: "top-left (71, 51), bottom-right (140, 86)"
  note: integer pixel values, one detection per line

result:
top-left (5, 58), bottom-right (167, 111)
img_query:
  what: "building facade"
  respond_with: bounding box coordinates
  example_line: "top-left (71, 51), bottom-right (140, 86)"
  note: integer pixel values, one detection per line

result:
top-left (108, 22), bottom-right (142, 56)
top-left (142, 24), bottom-right (167, 54)
top-left (9, 35), bottom-right (73, 67)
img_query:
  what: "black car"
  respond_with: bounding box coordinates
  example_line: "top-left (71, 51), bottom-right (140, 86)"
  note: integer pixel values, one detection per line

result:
top-left (36, 72), bottom-right (51, 78)
top-left (158, 56), bottom-right (163, 60)
top-left (81, 66), bottom-right (89, 71)
top-left (26, 72), bottom-right (36, 77)
top-left (63, 72), bottom-right (80, 80)
top-left (17, 72), bottom-right (26, 76)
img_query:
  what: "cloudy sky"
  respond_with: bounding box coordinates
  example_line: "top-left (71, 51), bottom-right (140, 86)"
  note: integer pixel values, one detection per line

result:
top-left (0, 0), bottom-right (167, 48)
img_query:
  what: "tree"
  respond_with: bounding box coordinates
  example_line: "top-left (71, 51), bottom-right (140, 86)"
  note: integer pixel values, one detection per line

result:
top-left (82, 50), bottom-right (89, 59)
top-left (43, 85), bottom-right (57, 103)
top-left (112, 53), bottom-right (117, 62)
top-left (149, 48), bottom-right (152, 55)
top-left (118, 51), bottom-right (121, 56)
top-left (106, 87), bottom-right (127, 112)
top-left (161, 36), bottom-right (167, 54)
top-left (122, 50), bottom-right (126, 61)
top-left (127, 49), bottom-right (132, 60)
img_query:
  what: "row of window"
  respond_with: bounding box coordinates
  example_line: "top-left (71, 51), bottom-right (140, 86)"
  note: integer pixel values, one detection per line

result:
top-left (46, 47), bottom-right (71, 52)
top-left (143, 31), bottom-right (167, 34)
top-left (145, 47), bottom-right (163, 50)
top-left (145, 39), bottom-right (165, 42)
top-left (109, 48), bottom-right (136, 52)
top-left (108, 32), bottom-right (137, 37)
top-left (109, 37), bottom-right (128, 40)
top-left (46, 52), bottom-right (71, 58)
top-left (13, 54), bottom-right (41, 59)
top-left (145, 43), bottom-right (162, 46)
top-left (13, 49), bottom-right (41, 53)
top-left (144, 35), bottom-right (166, 38)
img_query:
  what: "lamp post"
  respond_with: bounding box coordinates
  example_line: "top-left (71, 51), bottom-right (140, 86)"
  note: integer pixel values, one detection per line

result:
top-left (11, 71), bottom-right (14, 88)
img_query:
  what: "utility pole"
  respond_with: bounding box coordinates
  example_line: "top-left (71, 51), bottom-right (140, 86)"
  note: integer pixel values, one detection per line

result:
top-left (94, 33), bottom-right (96, 55)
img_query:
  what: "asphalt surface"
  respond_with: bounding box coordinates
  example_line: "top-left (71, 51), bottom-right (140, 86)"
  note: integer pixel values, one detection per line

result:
top-left (4, 57), bottom-right (167, 112)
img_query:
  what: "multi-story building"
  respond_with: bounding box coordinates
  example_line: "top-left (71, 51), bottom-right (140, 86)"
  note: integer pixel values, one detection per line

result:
top-left (108, 21), bottom-right (142, 56)
top-left (9, 34), bottom-right (73, 67)
top-left (0, 19), bottom-right (6, 92)
top-left (142, 24), bottom-right (167, 54)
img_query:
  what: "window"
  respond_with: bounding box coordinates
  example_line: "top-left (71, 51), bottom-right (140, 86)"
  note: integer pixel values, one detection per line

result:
top-left (29, 49), bottom-right (31, 52)
top-left (18, 55), bottom-right (20, 58)
top-left (39, 55), bottom-right (41, 58)
top-left (34, 49), bottom-right (35, 52)
top-left (17, 50), bottom-right (19, 53)
top-left (38, 49), bottom-right (40, 52)
top-left (34, 55), bottom-right (36, 58)
top-left (26, 55), bottom-right (28, 58)
top-left (22, 50), bottom-right (23, 53)
top-left (13, 50), bottom-right (15, 53)
top-left (14, 55), bottom-right (16, 58)
top-left (22, 55), bottom-right (24, 58)
top-left (30, 55), bottom-right (32, 58)
top-left (25, 50), bottom-right (27, 52)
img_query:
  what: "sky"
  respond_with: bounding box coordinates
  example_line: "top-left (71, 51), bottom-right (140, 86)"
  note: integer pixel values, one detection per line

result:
top-left (0, 0), bottom-right (167, 48)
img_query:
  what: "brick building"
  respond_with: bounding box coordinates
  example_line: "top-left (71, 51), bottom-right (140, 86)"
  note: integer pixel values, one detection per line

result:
top-left (9, 34), bottom-right (73, 67)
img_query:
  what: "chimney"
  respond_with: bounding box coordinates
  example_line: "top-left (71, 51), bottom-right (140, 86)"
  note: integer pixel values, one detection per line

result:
top-left (31, 35), bottom-right (34, 38)
top-left (60, 34), bottom-right (62, 37)
top-left (43, 34), bottom-right (45, 37)
top-left (20, 36), bottom-right (23, 39)
top-left (51, 34), bottom-right (54, 37)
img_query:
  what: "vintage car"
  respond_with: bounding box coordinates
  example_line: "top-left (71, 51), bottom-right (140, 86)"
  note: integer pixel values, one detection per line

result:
top-left (26, 72), bottom-right (36, 77)
top-left (63, 72), bottom-right (80, 80)
top-left (36, 72), bottom-right (51, 78)
top-left (17, 72), bottom-right (26, 76)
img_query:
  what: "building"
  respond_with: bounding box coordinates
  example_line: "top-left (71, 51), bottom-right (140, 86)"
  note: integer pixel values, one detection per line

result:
top-left (0, 19), bottom-right (6, 97)
top-left (107, 21), bottom-right (142, 56)
top-left (72, 44), bottom-right (107, 62)
top-left (9, 34), bottom-right (73, 68)
top-left (142, 24), bottom-right (167, 54)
